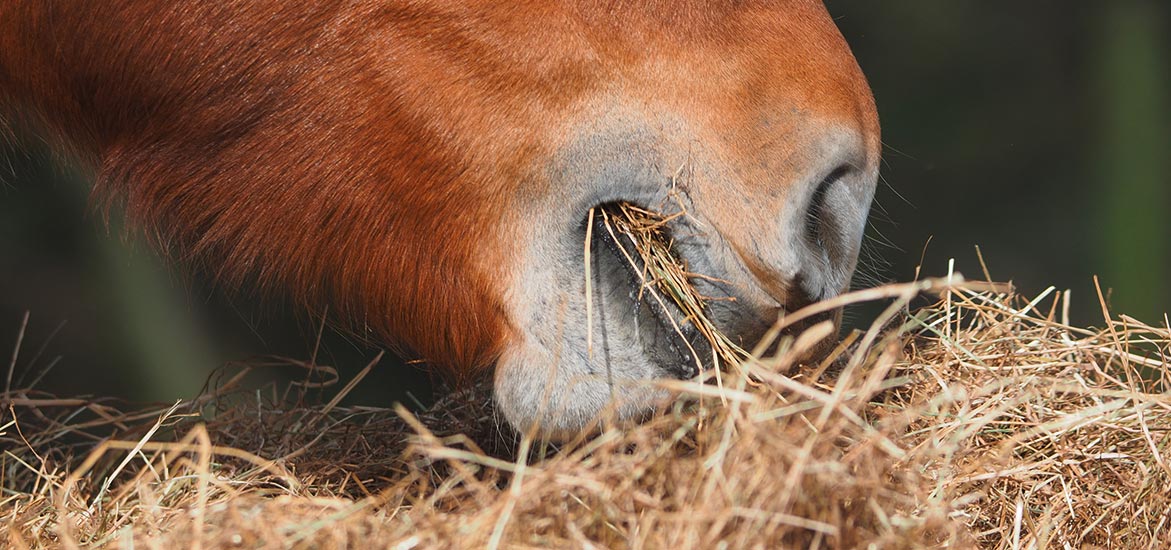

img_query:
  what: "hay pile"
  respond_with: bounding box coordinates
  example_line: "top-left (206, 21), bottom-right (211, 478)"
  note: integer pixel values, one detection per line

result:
top-left (3, 266), bottom-right (1170, 547)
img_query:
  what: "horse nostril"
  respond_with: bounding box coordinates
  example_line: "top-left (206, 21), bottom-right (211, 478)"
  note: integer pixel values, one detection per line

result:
top-left (803, 165), bottom-right (850, 259)
top-left (785, 272), bottom-right (820, 311)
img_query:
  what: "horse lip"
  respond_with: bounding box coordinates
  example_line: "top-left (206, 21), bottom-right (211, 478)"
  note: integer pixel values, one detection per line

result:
top-left (589, 208), bottom-right (702, 379)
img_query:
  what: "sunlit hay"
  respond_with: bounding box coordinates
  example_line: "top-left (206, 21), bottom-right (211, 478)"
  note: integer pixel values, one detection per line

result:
top-left (3, 267), bottom-right (1170, 547)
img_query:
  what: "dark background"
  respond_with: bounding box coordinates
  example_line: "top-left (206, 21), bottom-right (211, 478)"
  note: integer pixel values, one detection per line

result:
top-left (3, 1), bottom-right (1168, 402)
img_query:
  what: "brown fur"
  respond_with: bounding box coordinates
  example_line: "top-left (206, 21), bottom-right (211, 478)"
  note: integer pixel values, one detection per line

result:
top-left (0, 1), bottom-right (877, 381)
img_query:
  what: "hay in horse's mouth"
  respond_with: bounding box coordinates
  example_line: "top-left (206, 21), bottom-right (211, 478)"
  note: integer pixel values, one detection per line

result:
top-left (588, 202), bottom-right (750, 377)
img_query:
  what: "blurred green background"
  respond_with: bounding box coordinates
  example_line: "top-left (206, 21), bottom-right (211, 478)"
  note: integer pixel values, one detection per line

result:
top-left (2, 1), bottom-right (1168, 401)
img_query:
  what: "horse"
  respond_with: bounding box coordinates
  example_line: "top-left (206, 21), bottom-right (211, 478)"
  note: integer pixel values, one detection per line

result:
top-left (0, 0), bottom-right (880, 437)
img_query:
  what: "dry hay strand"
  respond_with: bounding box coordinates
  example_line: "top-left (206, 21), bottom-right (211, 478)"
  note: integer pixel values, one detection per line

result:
top-left (3, 212), bottom-right (1170, 548)
top-left (596, 202), bottom-right (751, 375)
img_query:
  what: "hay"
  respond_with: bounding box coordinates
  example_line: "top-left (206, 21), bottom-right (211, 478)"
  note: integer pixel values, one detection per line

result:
top-left (597, 202), bottom-right (751, 374)
top-left (3, 234), bottom-right (1170, 548)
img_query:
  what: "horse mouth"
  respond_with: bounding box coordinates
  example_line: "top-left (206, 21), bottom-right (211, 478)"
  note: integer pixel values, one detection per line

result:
top-left (582, 200), bottom-right (841, 379)
top-left (584, 203), bottom-right (710, 380)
